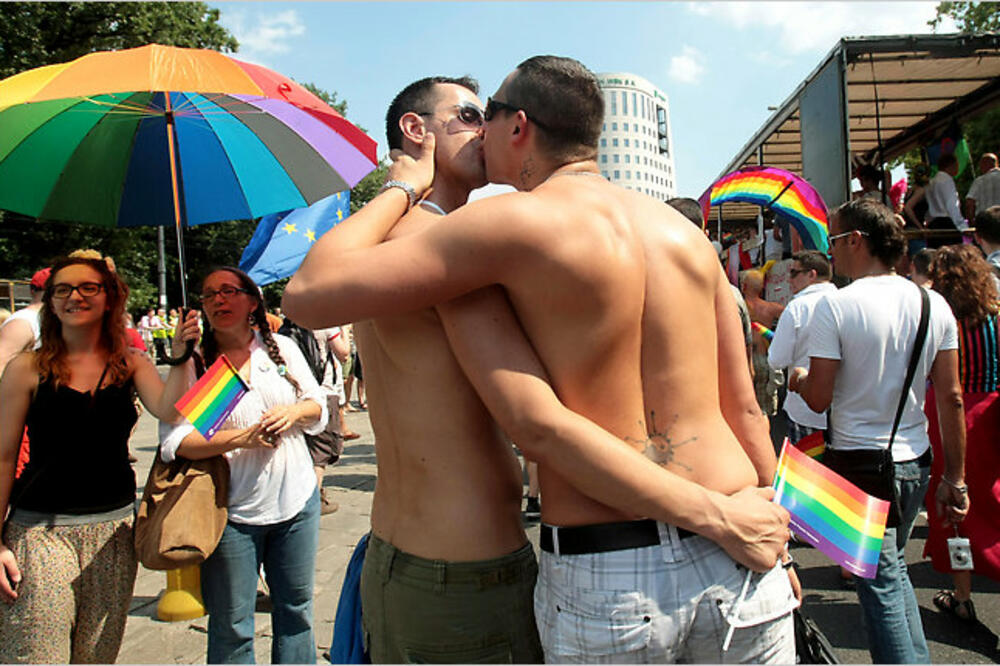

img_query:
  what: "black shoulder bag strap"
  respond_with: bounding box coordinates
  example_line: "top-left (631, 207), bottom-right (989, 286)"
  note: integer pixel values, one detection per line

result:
top-left (824, 285), bottom-right (931, 448)
top-left (889, 286), bottom-right (931, 449)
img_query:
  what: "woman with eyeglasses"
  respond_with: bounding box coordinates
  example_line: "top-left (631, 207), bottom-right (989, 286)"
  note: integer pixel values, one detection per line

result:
top-left (0, 255), bottom-right (199, 663)
top-left (923, 245), bottom-right (1000, 623)
top-left (159, 266), bottom-right (327, 664)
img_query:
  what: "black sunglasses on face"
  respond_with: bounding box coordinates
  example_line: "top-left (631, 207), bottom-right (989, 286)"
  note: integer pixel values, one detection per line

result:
top-left (419, 103), bottom-right (484, 128)
top-left (484, 97), bottom-right (553, 131)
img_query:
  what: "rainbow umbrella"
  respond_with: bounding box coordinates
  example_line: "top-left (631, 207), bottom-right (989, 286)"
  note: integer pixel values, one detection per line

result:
top-left (0, 43), bottom-right (377, 311)
top-left (699, 166), bottom-right (829, 253)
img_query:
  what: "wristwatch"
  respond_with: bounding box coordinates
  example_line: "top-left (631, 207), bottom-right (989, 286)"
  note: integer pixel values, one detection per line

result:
top-left (379, 180), bottom-right (418, 211)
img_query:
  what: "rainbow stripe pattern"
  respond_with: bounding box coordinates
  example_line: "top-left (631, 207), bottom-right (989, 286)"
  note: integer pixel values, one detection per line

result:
top-left (773, 439), bottom-right (888, 579)
top-left (751, 321), bottom-right (774, 343)
top-left (175, 355), bottom-right (249, 439)
top-left (793, 431), bottom-right (826, 461)
top-left (699, 167), bottom-right (829, 253)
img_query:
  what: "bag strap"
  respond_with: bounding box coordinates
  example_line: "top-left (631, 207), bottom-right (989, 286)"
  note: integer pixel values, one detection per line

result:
top-left (889, 285), bottom-right (931, 448)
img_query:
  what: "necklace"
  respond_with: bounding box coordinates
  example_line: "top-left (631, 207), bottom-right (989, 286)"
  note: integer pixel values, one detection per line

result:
top-left (419, 200), bottom-right (447, 216)
top-left (544, 169), bottom-right (603, 183)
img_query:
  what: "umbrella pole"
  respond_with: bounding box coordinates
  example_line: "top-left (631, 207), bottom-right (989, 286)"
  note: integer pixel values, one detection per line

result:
top-left (163, 93), bottom-right (194, 366)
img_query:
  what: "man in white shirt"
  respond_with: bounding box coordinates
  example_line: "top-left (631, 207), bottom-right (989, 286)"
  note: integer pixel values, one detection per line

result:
top-left (766, 251), bottom-right (835, 444)
top-left (966, 153), bottom-right (1000, 221)
top-left (925, 153), bottom-right (966, 247)
top-left (974, 205), bottom-right (1000, 281)
top-left (790, 198), bottom-right (968, 664)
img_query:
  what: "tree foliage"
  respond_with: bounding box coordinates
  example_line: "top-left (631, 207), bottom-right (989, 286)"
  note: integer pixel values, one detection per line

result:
top-left (0, 2), bottom-right (381, 315)
top-left (930, 2), bottom-right (1000, 32)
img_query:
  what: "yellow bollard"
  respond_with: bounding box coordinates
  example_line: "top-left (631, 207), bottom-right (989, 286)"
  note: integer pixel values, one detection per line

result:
top-left (156, 565), bottom-right (206, 622)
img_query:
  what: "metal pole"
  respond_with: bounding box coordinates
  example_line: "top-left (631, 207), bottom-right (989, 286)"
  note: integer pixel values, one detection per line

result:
top-left (157, 226), bottom-right (167, 309)
top-left (163, 92), bottom-right (194, 366)
top-left (869, 54), bottom-right (887, 205)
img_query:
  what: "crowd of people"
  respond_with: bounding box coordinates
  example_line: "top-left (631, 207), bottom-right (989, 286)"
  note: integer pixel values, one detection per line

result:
top-left (0, 54), bottom-right (995, 665)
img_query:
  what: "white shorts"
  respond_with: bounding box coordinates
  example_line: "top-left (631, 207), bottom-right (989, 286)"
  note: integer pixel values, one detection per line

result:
top-left (535, 523), bottom-right (797, 664)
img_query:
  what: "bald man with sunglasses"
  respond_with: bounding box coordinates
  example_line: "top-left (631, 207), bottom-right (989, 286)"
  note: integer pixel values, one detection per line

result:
top-left (287, 58), bottom-right (795, 662)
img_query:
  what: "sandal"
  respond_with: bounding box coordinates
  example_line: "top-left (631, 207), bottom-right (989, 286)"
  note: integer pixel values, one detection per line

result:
top-left (933, 589), bottom-right (976, 622)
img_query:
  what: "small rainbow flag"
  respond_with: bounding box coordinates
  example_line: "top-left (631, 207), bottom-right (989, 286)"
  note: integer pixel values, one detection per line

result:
top-left (175, 355), bottom-right (249, 439)
top-left (751, 321), bottom-right (774, 342)
top-left (794, 431), bottom-right (825, 461)
top-left (773, 439), bottom-right (889, 579)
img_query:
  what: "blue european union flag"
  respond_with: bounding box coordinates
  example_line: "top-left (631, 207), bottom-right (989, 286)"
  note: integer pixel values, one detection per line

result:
top-left (239, 191), bottom-right (351, 286)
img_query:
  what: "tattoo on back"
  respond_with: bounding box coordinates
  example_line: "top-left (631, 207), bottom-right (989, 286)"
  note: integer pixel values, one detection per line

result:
top-left (625, 411), bottom-right (696, 470)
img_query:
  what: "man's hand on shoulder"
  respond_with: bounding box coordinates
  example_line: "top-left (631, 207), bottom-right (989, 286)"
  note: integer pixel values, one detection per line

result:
top-left (713, 486), bottom-right (791, 572)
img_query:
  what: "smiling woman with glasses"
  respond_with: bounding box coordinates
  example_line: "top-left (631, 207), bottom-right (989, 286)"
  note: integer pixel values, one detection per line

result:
top-left (0, 255), bottom-right (199, 663)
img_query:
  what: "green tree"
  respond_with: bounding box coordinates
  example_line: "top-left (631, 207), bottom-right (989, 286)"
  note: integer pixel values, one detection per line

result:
top-left (930, 2), bottom-right (1000, 32)
top-left (301, 81), bottom-right (348, 117)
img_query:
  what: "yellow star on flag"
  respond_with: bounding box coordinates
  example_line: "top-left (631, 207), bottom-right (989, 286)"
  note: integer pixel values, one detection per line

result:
top-left (337, 209), bottom-right (344, 221)
top-left (283, 222), bottom-right (298, 235)
top-left (305, 229), bottom-right (317, 242)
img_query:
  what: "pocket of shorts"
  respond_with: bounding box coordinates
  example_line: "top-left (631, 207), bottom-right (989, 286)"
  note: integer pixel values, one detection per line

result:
top-left (715, 567), bottom-right (798, 629)
top-left (402, 639), bottom-right (512, 664)
top-left (545, 588), bottom-right (652, 658)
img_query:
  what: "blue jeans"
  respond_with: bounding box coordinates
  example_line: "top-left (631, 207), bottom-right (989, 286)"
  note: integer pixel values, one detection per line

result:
top-left (854, 458), bottom-right (931, 664)
top-left (202, 489), bottom-right (320, 664)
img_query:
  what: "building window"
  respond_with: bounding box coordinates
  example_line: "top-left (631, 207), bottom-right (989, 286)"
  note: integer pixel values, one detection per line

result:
top-left (612, 138), bottom-right (619, 147)
top-left (634, 123), bottom-right (639, 132)
top-left (610, 91), bottom-right (617, 116)
top-left (612, 122), bottom-right (618, 131)
top-left (624, 139), bottom-right (630, 147)
top-left (602, 123), bottom-right (606, 132)
top-left (614, 170), bottom-right (620, 179)
top-left (602, 171), bottom-right (609, 179)
top-left (601, 154), bottom-right (607, 163)
top-left (626, 171), bottom-right (632, 179)
top-left (622, 92), bottom-right (628, 116)
top-left (625, 155), bottom-right (630, 164)
top-left (613, 154), bottom-right (620, 163)
top-left (600, 138), bottom-right (607, 147)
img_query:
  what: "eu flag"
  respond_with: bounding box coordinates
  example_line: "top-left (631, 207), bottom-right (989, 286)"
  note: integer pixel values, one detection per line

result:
top-left (239, 191), bottom-right (351, 286)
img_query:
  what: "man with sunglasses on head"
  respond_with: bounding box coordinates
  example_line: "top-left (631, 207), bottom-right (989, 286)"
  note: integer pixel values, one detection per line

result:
top-left (287, 56), bottom-right (796, 663)
top-left (333, 76), bottom-right (545, 663)
top-left (767, 251), bottom-right (835, 447)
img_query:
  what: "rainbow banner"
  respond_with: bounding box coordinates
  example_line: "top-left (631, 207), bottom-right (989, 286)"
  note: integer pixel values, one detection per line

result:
top-left (773, 439), bottom-right (888, 579)
top-left (175, 355), bottom-right (249, 439)
top-left (751, 321), bottom-right (774, 343)
top-left (699, 167), bottom-right (829, 253)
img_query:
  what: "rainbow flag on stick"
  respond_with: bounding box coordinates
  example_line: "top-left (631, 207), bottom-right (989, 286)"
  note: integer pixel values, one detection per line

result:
top-left (175, 355), bottom-right (249, 439)
top-left (751, 321), bottom-right (774, 343)
top-left (773, 439), bottom-right (889, 579)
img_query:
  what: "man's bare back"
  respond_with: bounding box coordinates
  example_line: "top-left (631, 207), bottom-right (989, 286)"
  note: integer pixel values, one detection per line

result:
top-left (358, 207), bottom-right (525, 560)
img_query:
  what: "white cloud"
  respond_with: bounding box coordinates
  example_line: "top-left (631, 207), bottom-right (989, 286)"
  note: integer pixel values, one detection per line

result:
top-left (220, 9), bottom-right (306, 64)
top-left (668, 46), bottom-right (705, 84)
top-left (686, 2), bottom-right (957, 54)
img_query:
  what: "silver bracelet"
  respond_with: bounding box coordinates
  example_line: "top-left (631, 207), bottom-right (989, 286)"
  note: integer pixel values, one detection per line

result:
top-left (379, 180), bottom-right (417, 211)
top-left (940, 476), bottom-right (968, 494)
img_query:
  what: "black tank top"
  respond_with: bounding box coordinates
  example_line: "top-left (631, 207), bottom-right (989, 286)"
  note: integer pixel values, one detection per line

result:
top-left (12, 374), bottom-right (138, 514)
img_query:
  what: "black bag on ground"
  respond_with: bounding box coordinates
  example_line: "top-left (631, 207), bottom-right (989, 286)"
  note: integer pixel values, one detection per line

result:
top-left (794, 608), bottom-right (840, 664)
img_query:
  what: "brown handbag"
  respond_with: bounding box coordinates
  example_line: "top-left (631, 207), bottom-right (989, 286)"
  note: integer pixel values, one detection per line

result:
top-left (134, 447), bottom-right (230, 570)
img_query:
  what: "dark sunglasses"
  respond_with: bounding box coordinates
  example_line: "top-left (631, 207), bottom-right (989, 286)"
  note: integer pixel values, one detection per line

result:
top-left (419, 103), bottom-right (484, 128)
top-left (484, 97), bottom-right (553, 131)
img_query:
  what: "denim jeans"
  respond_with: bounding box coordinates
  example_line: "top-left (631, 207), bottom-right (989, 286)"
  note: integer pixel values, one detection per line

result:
top-left (853, 458), bottom-right (931, 664)
top-left (202, 489), bottom-right (320, 664)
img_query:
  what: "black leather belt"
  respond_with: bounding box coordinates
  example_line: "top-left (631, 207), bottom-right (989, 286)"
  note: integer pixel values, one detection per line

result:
top-left (539, 518), bottom-right (694, 555)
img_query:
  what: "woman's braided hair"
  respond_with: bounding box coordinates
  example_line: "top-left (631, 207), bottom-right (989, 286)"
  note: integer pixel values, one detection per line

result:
top-left (198, 267), bottom-right (301, 396)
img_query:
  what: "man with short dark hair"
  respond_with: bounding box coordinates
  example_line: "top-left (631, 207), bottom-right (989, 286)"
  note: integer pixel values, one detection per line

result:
top-left (790, 198), bottom-right (968, 664)
top-left (925, 153), bottom-right (967, 247)
top-left (767, 251), bottom-right (835, 445)
top-left (974, 205), bottom-right (1000, 278)
top-left (966, 153), bottom-right (1000, 221)
top-left (288, 56), bottom-right (796, 663)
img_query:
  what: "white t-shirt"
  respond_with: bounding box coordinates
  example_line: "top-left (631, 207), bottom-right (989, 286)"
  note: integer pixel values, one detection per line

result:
top-left (807, 275), bottom-right (958, 461)
top-left (968, 169), bottom-right (1000, 211)
top-left (159, 332), bottom-right (329, 525)
top-left (925, 171), bottom-right (966, 228)
top-left (0, 306), bottom-right (41, 350)
top-left (767, 281), bottom-right (837, 429)
top-left (314, 326), bottom-right (345, 404)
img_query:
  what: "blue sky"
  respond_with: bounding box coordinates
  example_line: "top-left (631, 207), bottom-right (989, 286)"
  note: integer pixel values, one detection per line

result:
top-left (212, 1), bottom-right (954, 198)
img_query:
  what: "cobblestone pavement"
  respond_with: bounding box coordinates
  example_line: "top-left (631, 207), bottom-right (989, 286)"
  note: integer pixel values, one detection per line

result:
top-left (117, 406), bottom-right (999, 663)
